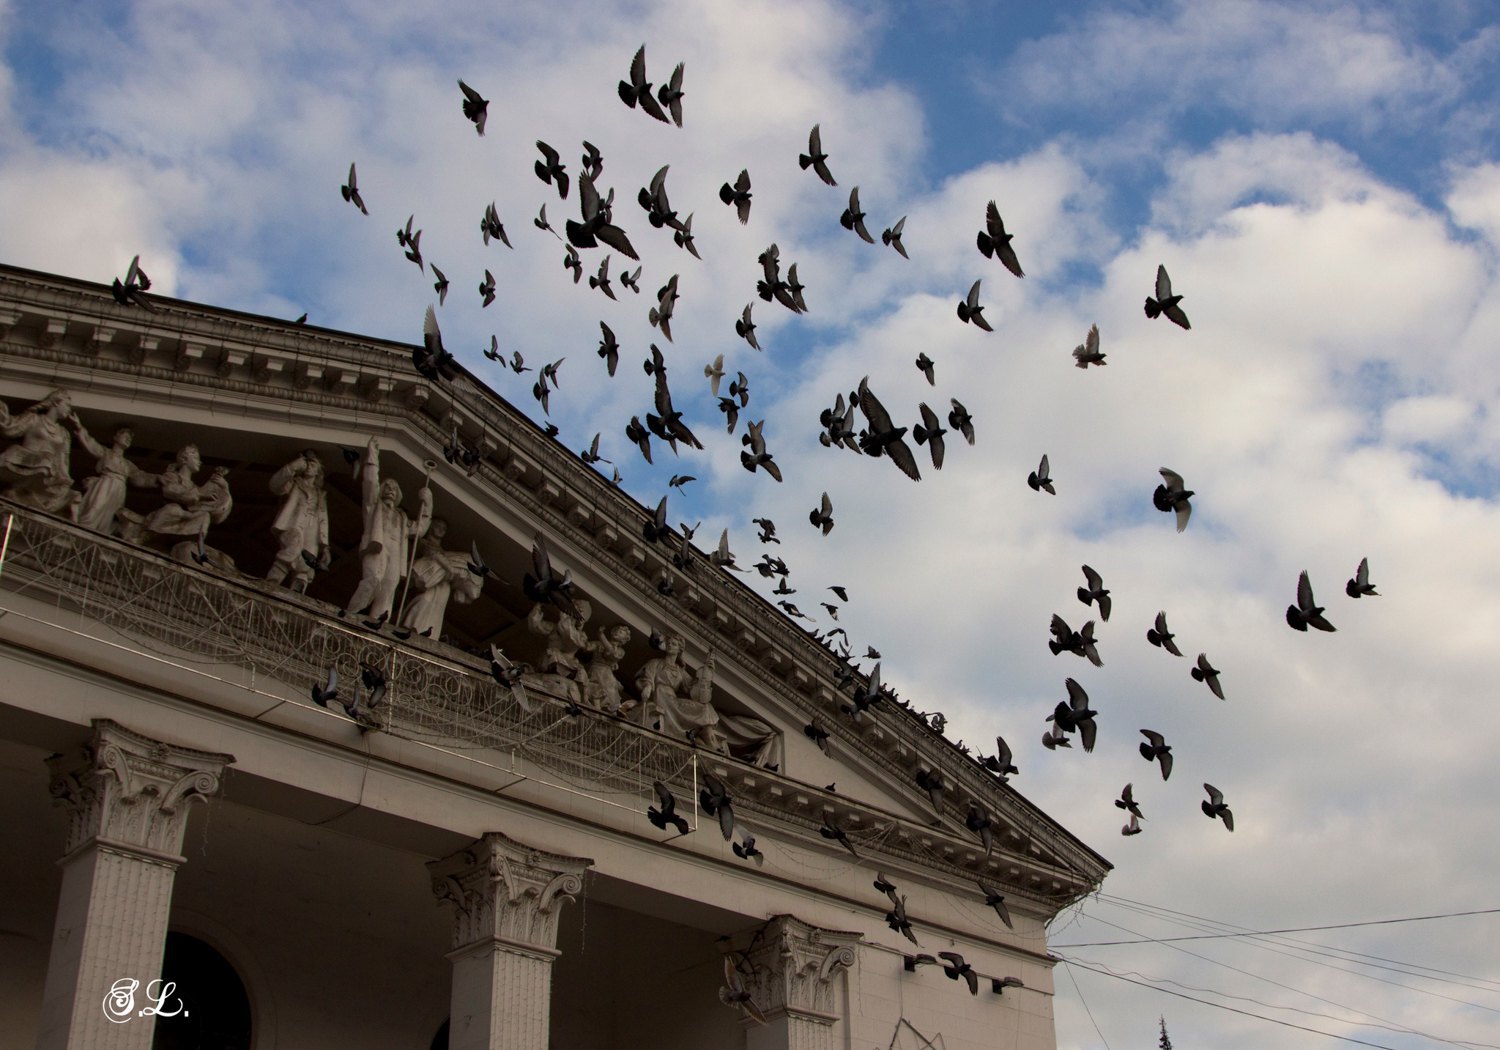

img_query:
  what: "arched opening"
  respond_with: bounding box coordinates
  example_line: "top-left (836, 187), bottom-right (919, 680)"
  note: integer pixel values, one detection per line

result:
top-left (152, 930), bottom-right (253, 1050)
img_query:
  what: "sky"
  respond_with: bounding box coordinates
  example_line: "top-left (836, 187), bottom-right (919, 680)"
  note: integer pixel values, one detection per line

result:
top-left (4, 0), bottom-right (1500, 1046)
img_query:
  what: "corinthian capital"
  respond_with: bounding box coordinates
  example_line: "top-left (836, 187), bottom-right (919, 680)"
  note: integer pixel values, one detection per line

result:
top-left (47, 719), bottom-right (233, 863)
top-left (428, 831), bottom-right (593, 955)
top-left (738, 914), bottom-right (862, 1023)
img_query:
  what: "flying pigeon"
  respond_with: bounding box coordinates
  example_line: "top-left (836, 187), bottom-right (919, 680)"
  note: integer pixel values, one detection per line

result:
top-left (719, 169), bottom-right (752, 224)
top-left (1147, 611), bottom-right (1184, 656)
top-left (1139, 729), bottom-right (1173, 780)
top-left (1202, 783), bottom-right (1234, 830)
top-left (457, 79), bottom-right (489, 135)
top-left (1077, 564), bottom-right (1111, 621)
top-left (956, 279), bottom-right (993, 331)
top-left (976, 201), bottom-right (1024, 278)
top-left (1028, 454), bottom-right (1054, 493)
top-left (1287, 570), bottom-right (1337, 632)
top-left (1192, 652), bottom-right (1225, 699)
top-left (881, 216), bottom-right (908, 258)
top-left (1072, 324), bottom-right (1105, 368)
top-left (799, 123), bottom-right (837, 186)
top-left (1145, 264), bottom-right (1191, 329)
top-left (1154, 469), bottom-right (1194, 531)
top-left (1346, 557), bottom-right (1379, 598)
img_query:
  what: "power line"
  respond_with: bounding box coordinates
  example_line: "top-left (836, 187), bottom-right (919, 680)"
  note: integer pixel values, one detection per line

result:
top-left (1061, 962), bottom-right (1113, 1050)
top-left (1054, 906), bottom-right (1500, 947)
top-left (1062, 958), bottom-right (1400, 1050)
top-left (1074, 901), bottom-right (1500, 1020)
top-left (1058, 951), bottom-right (1500, 1050)
top-left (1093, 894), bottom-right (1500, 992)
top-left (1063, 913), bottom-right (1486, 1046)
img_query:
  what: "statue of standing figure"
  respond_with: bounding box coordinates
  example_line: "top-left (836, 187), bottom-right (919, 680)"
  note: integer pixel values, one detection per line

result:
top-left (343, 437), bottom-right (432, 625)
top-left (0, 389), bottom-right (81, 515)
top-left (400, 517), bottom-right (483, 640)
top-left (71, 423), bottom-right (152, 535)
top-left (265, 450), bottom-right (330, 591)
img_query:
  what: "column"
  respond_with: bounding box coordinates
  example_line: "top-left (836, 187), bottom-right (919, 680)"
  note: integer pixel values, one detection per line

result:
top-left (36, 719), bottom-right (232, 1050)
top-left (428, 832), bottom-right (592, 1050)
top-left (739, 914), bottom-right (861, 1050)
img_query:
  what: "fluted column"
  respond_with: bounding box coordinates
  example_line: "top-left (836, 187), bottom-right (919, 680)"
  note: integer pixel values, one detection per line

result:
top-left (739, 914), bottom-right (861, 1050)
top-left (428, 832), bottom-right (592, 1050)
top-left (36, 719), bottom-right (232, 1050)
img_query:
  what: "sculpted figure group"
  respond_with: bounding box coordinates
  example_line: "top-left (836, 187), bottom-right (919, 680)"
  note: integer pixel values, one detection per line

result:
top-left (0, 390), bottom-right (781, 766)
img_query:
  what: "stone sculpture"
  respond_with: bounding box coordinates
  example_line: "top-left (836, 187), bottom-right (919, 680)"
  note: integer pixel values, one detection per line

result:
top-left (0, 389), bottom-right (80, 515)
top-left (635, 634), bottom-right (780, 766)
top-left (584, 622), bottom-right (634, 713)
top-left (344, 437), bottom-right (432, 624)
top-left (526, 599), bottom-right (592, 703)
top-left (400, 517), bottom-right (483, 640)
top-left (71, 423), bottom-right (151, 535)
top-left (265, 450), bottom-right (330, 591)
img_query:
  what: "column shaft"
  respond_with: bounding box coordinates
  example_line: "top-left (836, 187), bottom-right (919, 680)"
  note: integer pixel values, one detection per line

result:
top-left (35, 720), bottom-right (231, 1050)
top-left (429, 832), bottom-right (591, 1050)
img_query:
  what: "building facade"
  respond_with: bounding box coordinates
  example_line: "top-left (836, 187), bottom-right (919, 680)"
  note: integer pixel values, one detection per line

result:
top-left (0, 264), bottom-right (1109, 1049)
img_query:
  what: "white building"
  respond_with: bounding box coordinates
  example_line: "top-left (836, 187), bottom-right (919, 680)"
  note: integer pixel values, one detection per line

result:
top-left (0, 264), bottom-right (1109, 1049)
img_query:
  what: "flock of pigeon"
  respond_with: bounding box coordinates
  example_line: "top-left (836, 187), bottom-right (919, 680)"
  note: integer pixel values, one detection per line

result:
top-left (109, 40), bottom-right (1386, 1019)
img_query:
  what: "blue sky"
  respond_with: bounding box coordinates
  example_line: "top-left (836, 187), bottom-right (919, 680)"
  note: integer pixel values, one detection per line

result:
top-left (4, 1), bottom-right (1500, 1047)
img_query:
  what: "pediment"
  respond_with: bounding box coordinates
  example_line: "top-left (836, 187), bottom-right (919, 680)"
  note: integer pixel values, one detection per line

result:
top-left (0, 265), bottom-right (1108, 902)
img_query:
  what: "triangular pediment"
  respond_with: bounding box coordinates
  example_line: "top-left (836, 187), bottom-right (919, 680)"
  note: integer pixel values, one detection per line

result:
top-left (0, 266), bottom-right (1109, 908)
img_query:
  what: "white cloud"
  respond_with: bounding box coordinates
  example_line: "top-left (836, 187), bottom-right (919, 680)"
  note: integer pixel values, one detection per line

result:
top-left (4, 3), bottom-right (1500, 1047)
top-left (1003, 0), bottom-right (1465, 134)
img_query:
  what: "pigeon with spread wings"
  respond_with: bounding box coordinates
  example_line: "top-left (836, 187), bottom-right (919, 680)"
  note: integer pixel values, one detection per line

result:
top-left (856, 377), bottom-right (921, 481)
top-left (799, 123), bottom-right (837, 186)
top-left (618, 45), bottom-right (671, 124)
top-left (977, 201), bottom-right (1024, 278)
top-left (1145, 264), bottom-right (1191, 329)
top-left (457, 79), bottom-right (489, 135)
